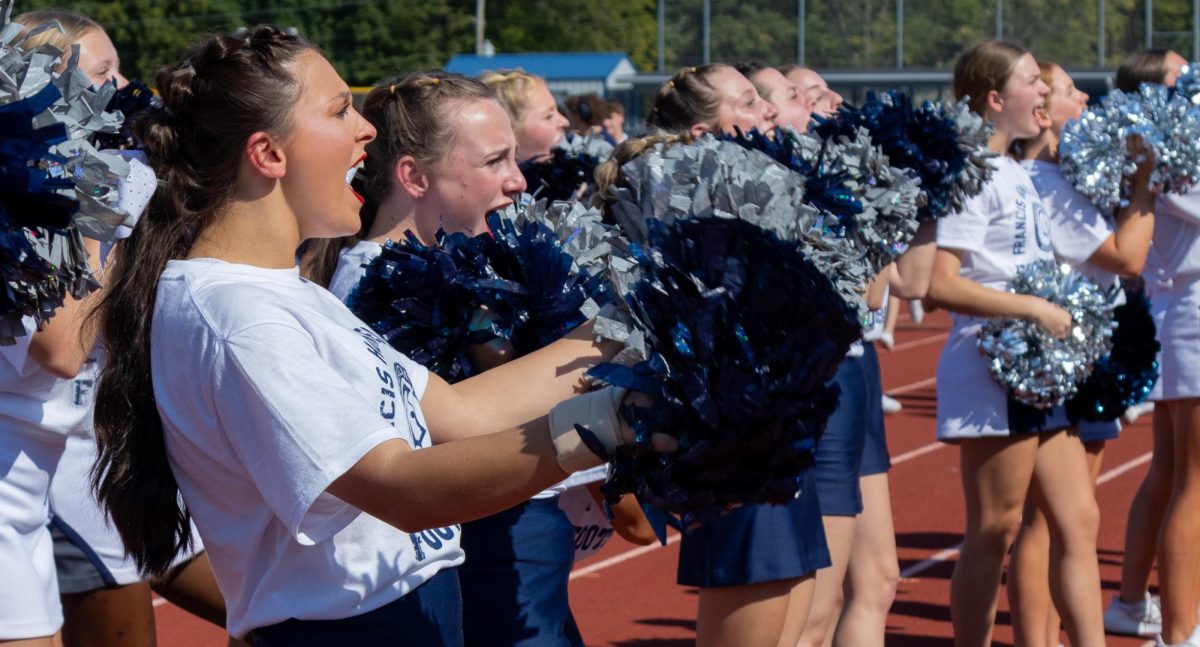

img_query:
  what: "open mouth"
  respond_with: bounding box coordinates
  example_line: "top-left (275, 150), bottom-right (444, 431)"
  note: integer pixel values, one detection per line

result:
top-left (346, 154), bottom-right (366, 204)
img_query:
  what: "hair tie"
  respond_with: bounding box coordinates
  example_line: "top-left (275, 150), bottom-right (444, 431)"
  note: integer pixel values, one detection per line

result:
top-left (430, 77), bottom-right (441, 86)
top-left (389, 84), bottom-right (397, 95)
top-left (667, 80), bottom-right (675, 90)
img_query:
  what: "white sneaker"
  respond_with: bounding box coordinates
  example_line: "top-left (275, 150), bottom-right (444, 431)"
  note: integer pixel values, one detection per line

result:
top-left (909, 299), bottom-right (925, 324)
top-left (879, 332), bottom-right (895, 350)
top-left (881, 394), bottom-right (902, 414)
top-left (1155, 620), bottom-right (1200, 646)
top-left (1124, 401), bottom-right (1156, 424)
top-left (1106, 592), bottom-right (1162, 637)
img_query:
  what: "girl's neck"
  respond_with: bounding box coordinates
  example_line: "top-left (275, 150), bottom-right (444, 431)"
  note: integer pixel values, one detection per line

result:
top-left (1018, 130), bottom-right (1059, 163)
top-left (987, 128), bottom-right (1015, 157)
top-left (187, 198), bottom-right (299, 269)
top-left (366, 191), bottom-right (433, 246)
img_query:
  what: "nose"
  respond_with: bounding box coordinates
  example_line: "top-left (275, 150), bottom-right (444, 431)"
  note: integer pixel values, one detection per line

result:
top-left (506, 162), bottom-right (528, 195)
top-left (1080, 90), bottom-right (1090, 104)
top-left (113, 71), bottom-right (129, 90)
top-left (829, 89), bottom-right (844, 110)
top-left (357, 107), bottom-right (377, 144)
top-left (763, 100), bottom-right (778, 122)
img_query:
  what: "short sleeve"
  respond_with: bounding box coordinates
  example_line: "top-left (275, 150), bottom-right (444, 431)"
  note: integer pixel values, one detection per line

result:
top-left (213, 322), bottom-right (400, 545)
top-left (937, 187), bottom-right (993, 252)
top-left (1041, 180), bottom-right (1113, 265)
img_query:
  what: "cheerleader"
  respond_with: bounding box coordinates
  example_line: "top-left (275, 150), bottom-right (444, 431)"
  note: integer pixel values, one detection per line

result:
top-left (481, 69), bottom-right (570, 164)
top-left (621, 63), bottom-right (838, 647)
top-left (308, 71), bottom-right (653, 646)
top-left (89, 27), bottom-right (663, 646)
top-left (927, 41), bottom-right (1104, 646)
top-left (1105, 48), bottom-right (1189, 642)
top-left (780, 65), bottom-right (844, 117)
top-left (743, 62), bottom-right (934, 647)
top-left (1008, 58), bottom-right (1155, 647)
top-left (0, 10), bottom-right (233, 646)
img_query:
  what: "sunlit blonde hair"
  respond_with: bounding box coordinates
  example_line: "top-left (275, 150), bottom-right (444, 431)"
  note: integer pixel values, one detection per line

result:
top-left (480, 68), bottom-right (544, 132)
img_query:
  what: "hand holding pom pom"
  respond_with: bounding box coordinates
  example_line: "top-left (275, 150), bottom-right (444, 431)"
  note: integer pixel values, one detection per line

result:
top-left (978, 261), bottom-right (1117, 409)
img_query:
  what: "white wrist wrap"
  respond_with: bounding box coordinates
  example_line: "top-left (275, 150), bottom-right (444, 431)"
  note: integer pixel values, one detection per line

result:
top-left (548, 387), bottom-right (628, 473)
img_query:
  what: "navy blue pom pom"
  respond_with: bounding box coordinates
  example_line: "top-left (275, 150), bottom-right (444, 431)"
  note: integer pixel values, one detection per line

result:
top-left (812, 91), bottom-right (994, 220)
top-left (348, 211), bottom-right (612, 380)
top-left (346, 232), bottom-right (491, 382)
top-left (586, 216), bottom-right (860, 525)
top-left (1066, 288), bottom-right (1161, 423)
top-left (93, 79), bottom-right (159, 151)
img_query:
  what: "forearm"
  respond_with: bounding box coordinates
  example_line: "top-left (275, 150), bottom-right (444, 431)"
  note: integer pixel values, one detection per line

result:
top-left (1109, 178), bottom-right (1155, 276)
top-left (329, 418), bottom-right (573, 532)
top-left (927, 261), bottom-right (1037, 320)
top-left (29, 238), bottom-right (102, 378)
top-left (889, 220), bottom-right (937, 299)
top-left (428, 319), bottom-right (621, 442)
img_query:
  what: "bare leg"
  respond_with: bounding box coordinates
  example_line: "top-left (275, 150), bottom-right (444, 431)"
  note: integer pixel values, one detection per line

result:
top-left (697, 577), bottom-right (810, 647)
top-left (833, 474), bottom-right (899, 647)
top-left (1030, 431), bottom-right (1104, 647)
top-left (797, 516), bottom-right (858, 647)
top-left (951, 435), bottom-right (1040, 647)
top-left (1158, 399), bottom-right (1200, 643)
top-left (59, 583), bottom-right (155, 647)
top-left (777, 576), bottom-right (818, 647)
top-left (1118, 408), bottom-right (1174, 603)
top-left (0, 638), bottom-right (56, 646)
top-left (1008, 492), bottom-right (1055, 647)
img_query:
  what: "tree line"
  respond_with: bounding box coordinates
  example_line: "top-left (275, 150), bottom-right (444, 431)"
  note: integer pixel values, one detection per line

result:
top-left (22, 0), bottom-right (1197, 87)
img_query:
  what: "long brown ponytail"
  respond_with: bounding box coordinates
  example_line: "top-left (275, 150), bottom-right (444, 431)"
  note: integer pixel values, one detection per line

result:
top-left (91, 25), bottom-right (314, 577)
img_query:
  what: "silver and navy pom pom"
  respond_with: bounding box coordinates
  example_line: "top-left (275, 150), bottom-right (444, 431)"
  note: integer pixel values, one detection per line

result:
top-left (602, 135), bottom-right (871, 318)
top-left (977, 261), bottom-right (1117, 409)
top-left (519, 132), bottom-right (614, 203)
top-left (718, 126), bottom-right (921, 275)
top-left (0, 14), bottom-right (147, 342)
top-left (1065, 287), bottom-right (1160, 422)
top-left (586, 216), bottom-right (860, 525)
top-left (812, 91), bottom-right (996, 220)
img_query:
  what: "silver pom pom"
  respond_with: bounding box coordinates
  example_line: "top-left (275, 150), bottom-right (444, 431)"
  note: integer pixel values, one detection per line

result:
top-left (604, 135), bottom-right (871, 318)
top-left (977, 261), bottom-right (1117, 409)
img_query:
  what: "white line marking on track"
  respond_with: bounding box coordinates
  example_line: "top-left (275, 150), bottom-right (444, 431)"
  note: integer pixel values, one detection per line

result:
top-left (887, 376), bottom-right (937, 396)
top-left (152, 596), bottom-right (167, 607)
top-left (891, 441), bottom-right (945, 466)
top-left (569, 533), bottom-right (682, 580)
top-left (899, 451), bottom-right (1153, 580)
top-left (889, 332), bottom-right (950, 353)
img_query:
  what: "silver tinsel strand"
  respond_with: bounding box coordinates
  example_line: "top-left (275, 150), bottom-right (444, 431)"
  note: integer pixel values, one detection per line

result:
top-left (977, 260), bottom-right (1117, 409)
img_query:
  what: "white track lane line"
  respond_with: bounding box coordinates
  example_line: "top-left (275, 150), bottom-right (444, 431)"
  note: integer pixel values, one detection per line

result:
top-left (565, 369), bottom-right (947, 579)
top-left (569, 533), bottom-right (682, 580)
top-left (899, 451), bottom-right (1153, 580)
top-left (889, 332), bottom-right (950, 353)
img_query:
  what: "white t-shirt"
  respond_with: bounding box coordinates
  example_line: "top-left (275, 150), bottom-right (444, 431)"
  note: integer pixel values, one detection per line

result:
top-left (330, 242), bottom-right (568, 499)
top-left (934, 157), bottom-right (1062, 440)
top-left (1021, 160), bottom-right (1117, 290)
top-left (1154, 191), bottom-right (1200, 285)
top-left (0, 317), bottom-right (100, 440)
top-left (328, 240), bottom-right (383, 303)
top-left (151, 259), bottom-right (463, 638)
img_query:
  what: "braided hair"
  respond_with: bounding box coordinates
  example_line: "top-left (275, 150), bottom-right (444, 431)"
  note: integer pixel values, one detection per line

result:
top-left (91, 25), bottom-right (315, 577)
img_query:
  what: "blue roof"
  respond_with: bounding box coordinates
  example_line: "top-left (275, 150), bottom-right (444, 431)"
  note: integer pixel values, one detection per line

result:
top-left (445, 52), bottom-right (635, 80)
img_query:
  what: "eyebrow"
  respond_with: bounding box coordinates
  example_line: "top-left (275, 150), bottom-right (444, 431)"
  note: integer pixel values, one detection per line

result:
top-left (329, 91), bottom-right (352, 105)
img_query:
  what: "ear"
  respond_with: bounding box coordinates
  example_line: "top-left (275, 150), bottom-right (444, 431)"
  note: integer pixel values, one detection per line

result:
top-left (984, 89), bottom-right (1005, 116)
top-left (244, 131), bottom-right (285, 180)
top-left (1033, 104), bottom-right (1052, 129)
top-left (689, 122), bottom-right (710, 138)
top-left (395, 156), bottom-right (429, 199)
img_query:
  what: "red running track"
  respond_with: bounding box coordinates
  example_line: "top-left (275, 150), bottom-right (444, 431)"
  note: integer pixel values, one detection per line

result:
top-left (153, 307), bottom-right (1159, 646)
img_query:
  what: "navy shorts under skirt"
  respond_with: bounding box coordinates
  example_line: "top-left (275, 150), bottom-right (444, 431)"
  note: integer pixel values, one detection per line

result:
top-left (250, 568), bottom-right (463, 646)
top-left (815, 354), bottom-right (868, 516)
top-left (859, 343), bottom-right (891, 476)
top-left (458, 497), bottom-right (582, 647)
top-left (677, 469), bottom-right (831, 588)
top-left (1076, 418), bottom-right (1121, 443)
